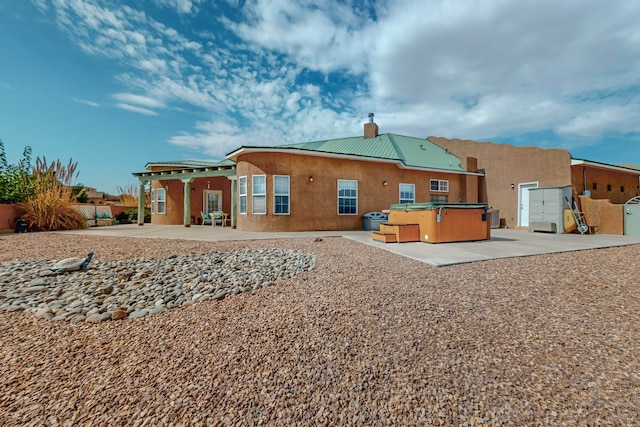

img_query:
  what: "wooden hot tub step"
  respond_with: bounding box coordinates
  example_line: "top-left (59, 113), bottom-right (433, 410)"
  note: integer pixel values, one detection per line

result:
top-left (371, 231), bottom-right (397, 243)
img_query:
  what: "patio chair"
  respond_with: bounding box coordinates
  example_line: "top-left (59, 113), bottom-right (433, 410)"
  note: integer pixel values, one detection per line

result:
top-left (200, 211), bottom-right (212, 226)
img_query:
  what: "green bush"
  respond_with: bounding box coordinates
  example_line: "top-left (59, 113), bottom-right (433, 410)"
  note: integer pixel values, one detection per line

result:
top-left (123, 208), bottom-right (150, 223)
top-left (0, 164), bottom-right (34, 203)
top-left (0, 141), bottom-right (35, 204)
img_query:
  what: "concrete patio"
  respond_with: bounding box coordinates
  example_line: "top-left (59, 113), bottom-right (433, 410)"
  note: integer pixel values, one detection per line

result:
top-left (54, 224), bottom-right (640, 266)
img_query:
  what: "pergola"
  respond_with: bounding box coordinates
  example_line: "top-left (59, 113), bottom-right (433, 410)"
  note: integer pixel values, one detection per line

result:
top-left (132, 162), bottom-right (237, 227)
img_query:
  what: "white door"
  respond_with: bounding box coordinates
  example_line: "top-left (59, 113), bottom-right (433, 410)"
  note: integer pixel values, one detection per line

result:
top-left (518, 182), bottom-right (538, 227)
top-left (204, 190), bottom-right (222, 214)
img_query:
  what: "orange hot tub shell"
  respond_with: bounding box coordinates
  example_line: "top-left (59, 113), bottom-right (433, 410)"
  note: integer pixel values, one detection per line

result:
top-left (389, 205), bottom-right (490, 243)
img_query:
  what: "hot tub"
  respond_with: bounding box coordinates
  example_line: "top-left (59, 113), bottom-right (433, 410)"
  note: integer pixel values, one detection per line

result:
top-left (389, 203), bottom-right (490, 243)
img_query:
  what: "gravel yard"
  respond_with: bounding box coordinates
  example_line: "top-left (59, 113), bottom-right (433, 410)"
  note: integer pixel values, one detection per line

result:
top-left (1, 232), bottom-right (639, 426)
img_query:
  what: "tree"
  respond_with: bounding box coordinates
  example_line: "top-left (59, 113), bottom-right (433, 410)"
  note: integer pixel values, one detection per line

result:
top-left (0, 140), bottom-right (34, 204)
top-left (0, 138), bottom-right (7, 172)
top-left (72, 184), bottom-right (89, 203)
top-left (19, 145), bottom-right (32, 174)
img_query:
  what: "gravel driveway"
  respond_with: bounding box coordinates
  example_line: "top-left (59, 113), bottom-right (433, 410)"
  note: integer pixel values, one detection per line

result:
top-left (1, 233), bottom-right (639, 426)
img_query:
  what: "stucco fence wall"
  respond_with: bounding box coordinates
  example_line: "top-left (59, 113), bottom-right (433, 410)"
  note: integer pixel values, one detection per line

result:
top-left (578, 196), bottom-right (623, 235)
top-left (0, 204), bottom-right (137, 233)
top-left (0, 204), bottom-right (19, 233)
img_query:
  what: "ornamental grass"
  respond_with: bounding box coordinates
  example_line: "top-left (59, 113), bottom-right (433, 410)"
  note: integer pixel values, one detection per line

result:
top-left (16, 157), bottom-right (87, 231)
top-left (117, 183), bottom-right (142, 206)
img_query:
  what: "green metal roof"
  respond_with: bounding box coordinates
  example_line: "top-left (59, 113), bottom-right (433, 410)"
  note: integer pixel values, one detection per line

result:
top-left (242, 133), bottom-right (467, 172)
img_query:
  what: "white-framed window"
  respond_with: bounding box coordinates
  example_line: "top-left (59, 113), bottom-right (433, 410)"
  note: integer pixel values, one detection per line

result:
top-left (274, 175), bottom-right (290, 215)
top-left (399, 183), bottom-right (415, 204)
top-left (430, 179), bottom-right (449, 192)
top-left (150, 188), bottom-right (156, 214)
top-left (156, 188), bottom-right (166, 214)
top-left (430, 194), bottom-right (448, 203)
top-left (252, 175), bottom-right (266, 214)
top-left (338, 179), bottom-right (358, 215)
top-left (239, 176), bottom-right (247, 214)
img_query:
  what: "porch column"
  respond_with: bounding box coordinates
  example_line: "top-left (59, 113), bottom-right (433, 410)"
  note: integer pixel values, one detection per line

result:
top-left (182, 179), bottom-right (193, 227)
top-left (229, 176), bottom-right (237, 228)
top-left (137, 179), bottom-right (148, 226)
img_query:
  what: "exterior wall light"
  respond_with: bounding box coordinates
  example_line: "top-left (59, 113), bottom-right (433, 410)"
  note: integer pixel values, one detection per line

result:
top-left (383, 181), bottom-right (388, 186)
top-left (511, 183), bottom-right (515, 190)
top-left (309, 176), bottom-right (314, 182)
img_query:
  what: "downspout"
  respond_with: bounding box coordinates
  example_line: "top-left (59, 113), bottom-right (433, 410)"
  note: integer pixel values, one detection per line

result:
top-left (583, 166), bottom-right (587, 195)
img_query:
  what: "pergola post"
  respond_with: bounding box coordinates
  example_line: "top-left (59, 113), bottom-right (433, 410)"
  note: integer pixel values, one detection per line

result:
top-left (182, 179), bottom-right (193, 227)
top-left (137, 179), bottom-right (149, 226)
top-left (228, 176), bottom-right (237, 228)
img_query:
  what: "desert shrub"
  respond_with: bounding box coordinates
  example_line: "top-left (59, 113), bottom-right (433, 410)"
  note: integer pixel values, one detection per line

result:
top-left (16, 157), bottom-right (87, 231)
top-left (115, 211), bottom-right (132, 224)
top-left (123, 207), bottom-right (150, 223)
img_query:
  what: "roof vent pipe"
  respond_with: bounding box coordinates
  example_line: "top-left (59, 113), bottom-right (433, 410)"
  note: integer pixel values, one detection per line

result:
top-left (368, 112), bottom-right (374, 123)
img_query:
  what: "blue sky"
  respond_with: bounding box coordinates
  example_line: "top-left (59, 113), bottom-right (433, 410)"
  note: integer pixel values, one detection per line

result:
top-left (1, 0), bottom-right (639, 195)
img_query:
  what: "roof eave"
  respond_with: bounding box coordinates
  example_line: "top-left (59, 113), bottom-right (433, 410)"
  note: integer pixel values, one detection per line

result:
top-left (226, 146), bottom-right (483, 176)
top-left (571, 158), bottom-right (640, 175)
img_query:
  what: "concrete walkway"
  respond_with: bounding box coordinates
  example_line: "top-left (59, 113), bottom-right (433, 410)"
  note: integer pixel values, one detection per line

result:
top-left (55, 224), bottom-right (640, 267)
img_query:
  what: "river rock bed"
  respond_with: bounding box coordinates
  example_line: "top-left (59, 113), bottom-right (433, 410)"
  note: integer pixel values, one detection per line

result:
top-left (0, 248), bottom-right (315, 323)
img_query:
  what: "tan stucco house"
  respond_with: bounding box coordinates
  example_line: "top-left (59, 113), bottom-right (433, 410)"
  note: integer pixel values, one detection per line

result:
top-left (429, 137), bottom-right (640, 233)
top-left (133, 119), bottom-right (485, 231)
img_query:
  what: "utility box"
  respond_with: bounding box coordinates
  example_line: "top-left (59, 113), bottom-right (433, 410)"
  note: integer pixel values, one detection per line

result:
top-left (362, 212), bottom-right (388, 231)
top-left (528, 185), bottom-right (573, 234)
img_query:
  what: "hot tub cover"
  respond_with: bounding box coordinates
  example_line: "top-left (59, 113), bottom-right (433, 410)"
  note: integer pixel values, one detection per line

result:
top-left (390, 202), bottom-right (488, 211)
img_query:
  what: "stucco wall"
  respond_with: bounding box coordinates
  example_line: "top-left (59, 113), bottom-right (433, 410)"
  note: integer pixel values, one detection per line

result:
top-left (571, 165), bottom-right (640, 205)
top-left (235, 152), bottom-right (476, 232)
top-left (0, 204), bottom-right (19, 232)
top-left (578, 195), bottom-right (623, 235)
top-left (150, 177), bottom-right (232, 225)
top-left (429, 137), bottom-right (573, 229)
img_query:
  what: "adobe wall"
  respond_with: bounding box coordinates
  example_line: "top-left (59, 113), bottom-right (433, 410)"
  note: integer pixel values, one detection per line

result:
top-left (235, 152), bottom-right (475, 232)
top-left (0, 204), bottom-right (19, 232)
top-left (150, 176), bottom-right (232, 225)
top-left (578, 196), bottom-right (623, 235)
top-left (571, 166), bottom-right (640, 205)
top-left (429, 137), bottom-right (572, 229)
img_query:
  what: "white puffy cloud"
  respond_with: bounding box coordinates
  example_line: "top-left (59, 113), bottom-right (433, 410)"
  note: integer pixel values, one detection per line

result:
top-left (32, 0), bottom-right (640, 158)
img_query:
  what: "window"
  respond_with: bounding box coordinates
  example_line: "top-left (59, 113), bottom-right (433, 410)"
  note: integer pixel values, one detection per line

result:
top-left (150, 188), bottom-right (156, 214)
top-left (607, 184), bottom-right (611, 192)
top-left (156, 188), bottom-right (166, 214)
top-left (592, 183), bottom-right (597, 190)
top-left (338, 179), bottom-right (358, 215)
top-left (252, 175), bottom-right (266, 214)
top-left (399, 183), bottom-right (415, 204)
top-left (274, 175), bottom-right (290, 214)
top-left (430, 179), bottom-right (449, 192)
top-left (430, 194), bottom-right (448, 203)
top-left (239, 176), bottom-right (247, 214)
top-left (621, 186), bottom-right (625, 192)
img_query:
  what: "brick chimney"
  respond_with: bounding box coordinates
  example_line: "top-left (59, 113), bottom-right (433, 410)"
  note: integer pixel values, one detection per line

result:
top-left (364, 112), bottom-right (378, 139)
